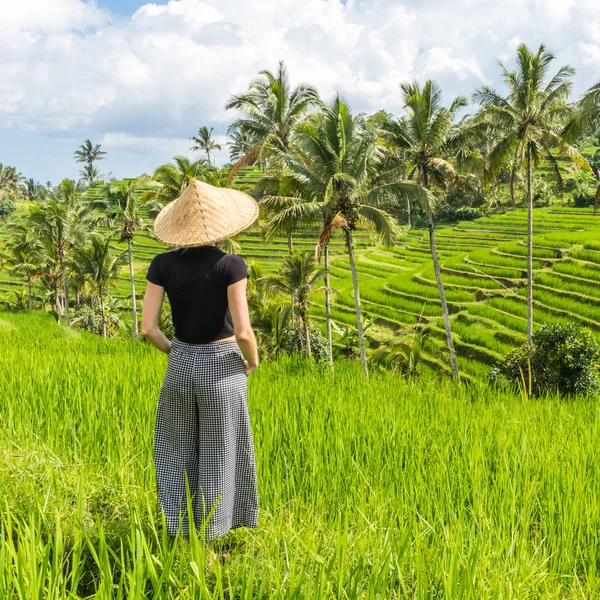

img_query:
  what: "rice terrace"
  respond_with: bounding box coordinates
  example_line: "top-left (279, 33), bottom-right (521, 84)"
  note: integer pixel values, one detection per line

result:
top-left (2, 1), bottom-right (600, 597)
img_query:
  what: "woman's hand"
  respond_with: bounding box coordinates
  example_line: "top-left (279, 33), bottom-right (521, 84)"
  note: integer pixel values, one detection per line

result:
top-left (141, 282), bottom-right (172, 354)
top-left (244, 360), bottom-right (258, 376)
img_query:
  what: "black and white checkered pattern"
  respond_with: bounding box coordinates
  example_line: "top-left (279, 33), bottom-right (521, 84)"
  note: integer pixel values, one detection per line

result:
top-left (154, 337), bottom-right (259, 540)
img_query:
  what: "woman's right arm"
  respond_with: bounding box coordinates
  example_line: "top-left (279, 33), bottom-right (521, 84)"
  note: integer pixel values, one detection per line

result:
top-left (227, 277), bottom-right (259, 374)
top-left (141, 281), bottom-right (172, 354)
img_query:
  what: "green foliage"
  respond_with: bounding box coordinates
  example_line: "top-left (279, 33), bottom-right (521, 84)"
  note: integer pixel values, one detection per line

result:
top-left (491, 322), bottom-right (600, 397)
top-left (73, 294), bottom-right (127, 337)
top-left (281, 323), bottom-right (329, 362)
top-left (0, 194), bottom-right (15, 220)
top-left (0, 289), bottom-right (28, 310)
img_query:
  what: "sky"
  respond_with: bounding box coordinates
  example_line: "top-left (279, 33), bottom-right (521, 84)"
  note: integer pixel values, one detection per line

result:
top-left (1, 0), bottom-right (599, 185)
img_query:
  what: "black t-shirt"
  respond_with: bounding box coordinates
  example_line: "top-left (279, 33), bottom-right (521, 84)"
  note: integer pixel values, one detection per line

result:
top-left (145, 245), bottom-right (249, 344)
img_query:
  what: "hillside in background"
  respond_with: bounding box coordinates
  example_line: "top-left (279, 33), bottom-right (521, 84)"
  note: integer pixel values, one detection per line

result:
top-left (3, 163), bottom-right (600, 380)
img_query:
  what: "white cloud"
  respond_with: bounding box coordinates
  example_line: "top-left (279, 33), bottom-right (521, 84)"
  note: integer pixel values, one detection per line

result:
top-left (1, 0), bottom-right (599, 181)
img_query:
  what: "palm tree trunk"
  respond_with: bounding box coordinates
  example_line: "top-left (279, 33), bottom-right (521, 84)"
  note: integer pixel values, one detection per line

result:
top-left (303, 312), bottom-right (312, 358)
top-left (27, 277), bottom-right (32, 310)
top-left (288, 232), bottom-right (295, 324)
top-left (128, 239), bottom-right (139, 341)
top-left (324, 244), bottom-right (333, 370)
top-left (509, 160), bottom-right (517, 209)
top-left (427, 206), bottom-right (459, 380)
top-left (61, 257), bottom-right (71, 327)
top-left (345, 229), bottom-right (368, 378)
top-left (407, 197), bottom-right (411, 228)
top-left (594, 182), bottom-right (600, 217)
top-left (526, 146), bottom-right (534, 345)
top-left (55, 285), bottom-right (63, 324)
top-left (100, 290), bottom-right (107, 339)
top-left (207, 150), bottom-right (211, 165)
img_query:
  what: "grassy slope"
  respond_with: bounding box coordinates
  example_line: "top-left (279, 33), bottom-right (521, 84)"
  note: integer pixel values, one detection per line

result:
top-left (1, 309), bottom-right (599, 597)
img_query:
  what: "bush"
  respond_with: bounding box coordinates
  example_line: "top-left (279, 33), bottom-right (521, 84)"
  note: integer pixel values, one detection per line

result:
top-left (281, 323), bottom-right (329, 362)
top-left (73, 295), bottom-right (126, 338)
top-left (490, 322), bottom-right (600, 397)
top-left (573, 191), bottom-right (595, 208)
top-left (0, 194), bottom-right (15, 220)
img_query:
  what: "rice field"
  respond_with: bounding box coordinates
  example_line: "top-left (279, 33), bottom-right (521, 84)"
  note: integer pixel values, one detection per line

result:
top-left (1, 309), bottom-right (600, 598)
top-left (2, 177), bottom-right (600, 380)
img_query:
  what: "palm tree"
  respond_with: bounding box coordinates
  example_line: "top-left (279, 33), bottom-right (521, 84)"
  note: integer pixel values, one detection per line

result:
top-left (0, 164), bottom-right (21, 199)
top-left (567, 80), bottom-right (600, 214)
top-left (473, 44), bottom-right (591, 344)
top-left (74, 140), bottom-right (107, 185)
top-left (71, 234), bottom-right (127, 338)
top-left (267, 251), bottom-right (324, 357)
top-left (53, 178), bottom-right (84, 206)
top-left (4, 220), bottom-right (44, 309)
top-left (141, 156), bottom-right (218, 205)
top-left (79, 163), bottom-right (101, 187)
top-left (20, 178), bottom-right (45, 202)
top-left (383, 80), bottom-right (468, 380)
top-left (261, 97), bottom-right (400, 377)
top-left (92, 180), bottom-right (161, 340)
top-left (27, 181), bottom-right (89, 325)
top-left (190, 126), bottom-right (222, 165)
top-left (225, 60), bottom-right (320, 181)
top-left (246, 260), bottom-right (291, 358)
top-left (227, 124), bottom-right (258, 164)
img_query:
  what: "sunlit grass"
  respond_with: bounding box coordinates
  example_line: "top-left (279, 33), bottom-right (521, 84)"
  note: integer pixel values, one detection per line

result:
top-left (1, 309), bottom-right (600, 597)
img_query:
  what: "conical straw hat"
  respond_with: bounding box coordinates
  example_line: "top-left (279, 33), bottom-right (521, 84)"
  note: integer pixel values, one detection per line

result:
top-left (153, 180), bottom-right (259, 247)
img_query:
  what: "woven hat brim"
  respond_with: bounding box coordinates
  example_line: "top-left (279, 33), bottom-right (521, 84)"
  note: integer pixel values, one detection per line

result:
top-left (152, 182), bottom-right (260, 247)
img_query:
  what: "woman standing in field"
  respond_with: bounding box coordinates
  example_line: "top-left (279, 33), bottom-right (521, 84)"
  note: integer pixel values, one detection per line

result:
top-left (141, 180), bottom-right (260, 560)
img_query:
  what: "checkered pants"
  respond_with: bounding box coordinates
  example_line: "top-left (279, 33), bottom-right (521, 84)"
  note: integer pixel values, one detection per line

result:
top-left (154, 337), bottom-right (259, 540)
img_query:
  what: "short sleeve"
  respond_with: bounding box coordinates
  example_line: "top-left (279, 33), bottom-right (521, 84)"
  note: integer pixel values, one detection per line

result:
top-left (146, 254), bottom-right (164, 286)
top-left (223, 254), bottom-right (249, 287)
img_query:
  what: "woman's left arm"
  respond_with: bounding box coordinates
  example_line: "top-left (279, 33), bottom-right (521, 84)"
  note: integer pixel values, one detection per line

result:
top-left (141, 281), bottom-right (172, 354)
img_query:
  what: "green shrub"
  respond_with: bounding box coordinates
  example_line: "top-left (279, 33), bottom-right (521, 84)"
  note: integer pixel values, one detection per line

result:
top-left (574, 191), bottom-right (595, 208)
top-left (0, 194), bottom-right (15, 220)
top-left (281, 323), bottom-right (329, 362)
top-left (490, 322), bottom-right (600, 397)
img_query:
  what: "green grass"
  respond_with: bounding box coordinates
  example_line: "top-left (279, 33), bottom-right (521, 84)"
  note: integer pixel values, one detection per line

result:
top-left (1, 310), bottom-right (600, 598)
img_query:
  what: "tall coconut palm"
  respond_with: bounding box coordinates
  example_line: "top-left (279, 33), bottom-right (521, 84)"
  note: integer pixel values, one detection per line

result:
top-left (141, 156), bottom-right (218, 205)
top-left (74, 140), bottom-right (107, 185)
top-left (92, 180), bottom-right (161, 340)
top-left (190, 126), bottom-right (222, 165)
top-left (383, 80), bottom-right (468, 380)
top-left (225, 60), bottom-right (320, 180)
top-left (473, 44), bottom-right (591, 344)
top-left (71, 234), bottom-right (127, 338)
top-left (267, 251), bottom-right (324, 357)
top-left (261, 97), bottom-right (400, 377)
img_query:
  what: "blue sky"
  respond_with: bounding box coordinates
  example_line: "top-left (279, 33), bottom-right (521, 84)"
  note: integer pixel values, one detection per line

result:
top-left (1, 0), bottom-right (599, 184)
top-left (98, 0), bottom-right (167, 16)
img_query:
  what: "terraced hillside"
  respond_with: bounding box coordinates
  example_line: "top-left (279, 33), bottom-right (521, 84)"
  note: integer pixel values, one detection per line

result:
top-left (2, 181), bottom-right (600, 379)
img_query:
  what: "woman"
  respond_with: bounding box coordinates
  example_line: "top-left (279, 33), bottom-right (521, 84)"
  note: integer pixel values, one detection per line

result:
top-left (141, 180), bottom-right (260, 554)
